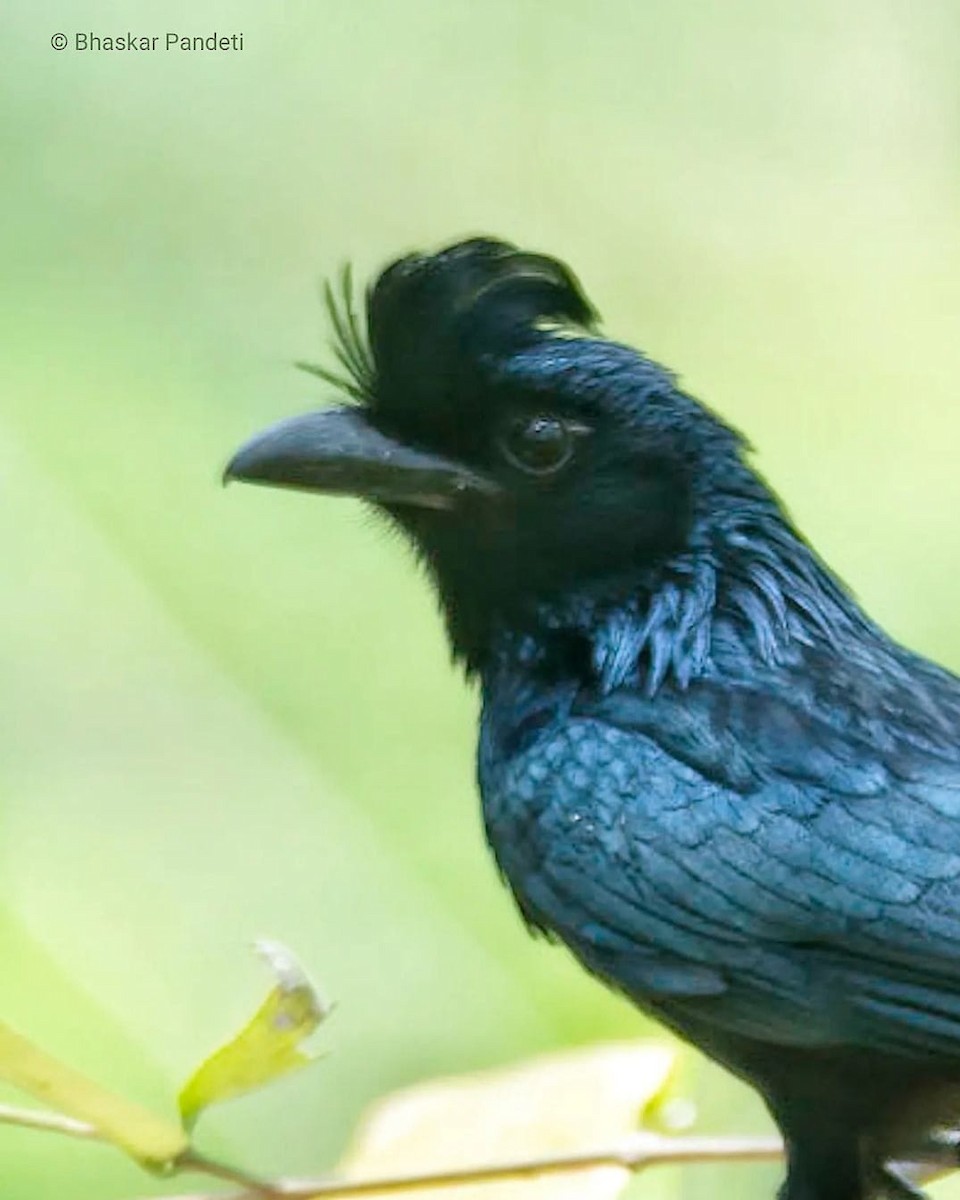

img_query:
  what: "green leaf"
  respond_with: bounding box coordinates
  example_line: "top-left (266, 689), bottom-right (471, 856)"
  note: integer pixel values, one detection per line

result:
top-left (0, 1019), bottom-right (188, 1170)
top-left (178, 939), bottom-right (329, 1129)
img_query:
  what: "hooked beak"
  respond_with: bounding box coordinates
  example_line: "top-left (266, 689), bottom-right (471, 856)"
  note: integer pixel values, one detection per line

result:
top-left (224, 406), bottom-right (499, 510)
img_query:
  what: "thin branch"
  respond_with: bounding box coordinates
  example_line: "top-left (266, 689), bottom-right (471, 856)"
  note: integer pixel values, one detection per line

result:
top-left (176, 1149), bottom-right (286, 1195)
top-left (274, 1133), bottom-right (785, 1197)
top-left (0, 1094), bottom-right (783, 1200)
top-left (126, 1132), bottom-right (785, 1200)
top-left (0, 1103), bottom-right (281, 1194)
top-left (0, 1102), bottom-right (101, 1141)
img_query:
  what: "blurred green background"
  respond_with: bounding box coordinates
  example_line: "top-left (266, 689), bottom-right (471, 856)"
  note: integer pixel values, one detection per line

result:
top-left (2, 1), bottom-right (960, 1197)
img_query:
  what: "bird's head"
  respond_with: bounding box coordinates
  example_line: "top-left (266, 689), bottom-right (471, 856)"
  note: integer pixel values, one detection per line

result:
top-left (227, 238), bottom-right (765, 670)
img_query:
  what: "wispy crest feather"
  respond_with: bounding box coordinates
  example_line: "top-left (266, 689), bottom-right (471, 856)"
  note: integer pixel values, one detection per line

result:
top-left (295, 264), bottom-right (376, 403)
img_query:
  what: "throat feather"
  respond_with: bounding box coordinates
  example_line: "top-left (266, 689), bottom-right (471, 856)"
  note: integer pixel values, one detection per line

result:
top-left (516, 522), bottom-right (864, 696)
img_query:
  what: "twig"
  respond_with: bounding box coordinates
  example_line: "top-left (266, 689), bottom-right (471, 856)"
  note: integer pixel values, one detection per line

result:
top-left (0, 1104), bottom-right (285, 1195)
top-left (177, 1149), bottom-right (286, 1195)
top-left (0, 1096), bottom-right (783, 1200)
top-left (0, 1102), bottom-right (101, 1141)
top-left (126, 1132), bottom-right (785, 1200)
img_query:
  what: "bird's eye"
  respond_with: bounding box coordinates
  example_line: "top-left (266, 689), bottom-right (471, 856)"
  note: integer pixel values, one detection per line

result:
top-left (497, 413), bottom-right (579, 476)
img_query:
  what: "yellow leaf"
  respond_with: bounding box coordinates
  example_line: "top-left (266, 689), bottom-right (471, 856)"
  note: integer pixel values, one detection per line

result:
top-left (0, 1019), bottom-right (188, 1170)
top-left (178, 938), bottom-right (329, 1128)
top-left (338, 1040), bottom-right (676, 1200)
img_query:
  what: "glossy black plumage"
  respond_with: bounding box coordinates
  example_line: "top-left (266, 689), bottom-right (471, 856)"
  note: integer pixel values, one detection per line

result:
top-left (227, 238), bottom-right (960, 1200)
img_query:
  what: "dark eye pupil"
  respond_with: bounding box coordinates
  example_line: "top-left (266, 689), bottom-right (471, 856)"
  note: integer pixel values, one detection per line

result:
top-left (501, 414), bottom-right (573, 474)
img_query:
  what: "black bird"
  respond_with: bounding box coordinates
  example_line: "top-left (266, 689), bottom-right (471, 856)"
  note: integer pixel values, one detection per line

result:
top-left (227, 238), bottom-right (960, 1200)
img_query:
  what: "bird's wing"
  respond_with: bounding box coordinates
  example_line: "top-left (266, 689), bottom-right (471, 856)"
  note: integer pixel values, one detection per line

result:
top-left (487, 682), bottom-right (960, 1055)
